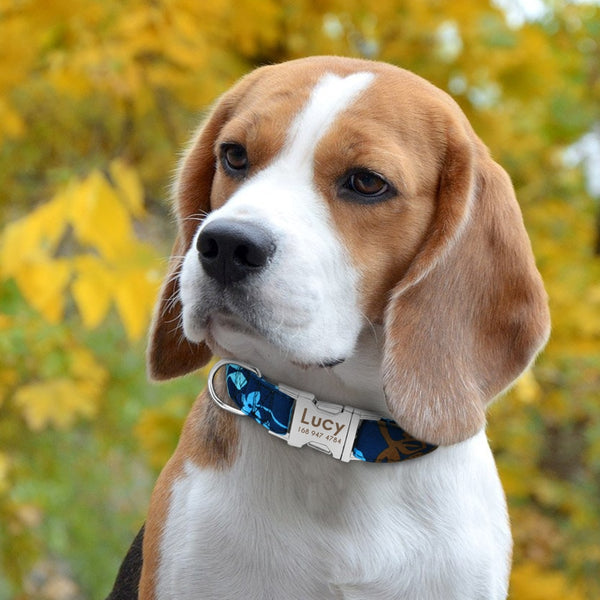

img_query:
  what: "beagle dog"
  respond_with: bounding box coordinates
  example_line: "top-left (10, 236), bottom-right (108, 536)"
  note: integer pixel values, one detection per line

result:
top-left (108, 56), bottom-right (550, 600)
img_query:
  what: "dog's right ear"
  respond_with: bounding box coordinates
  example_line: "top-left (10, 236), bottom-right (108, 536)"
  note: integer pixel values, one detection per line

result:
top-left (147, 96), bottom-right (235, 381)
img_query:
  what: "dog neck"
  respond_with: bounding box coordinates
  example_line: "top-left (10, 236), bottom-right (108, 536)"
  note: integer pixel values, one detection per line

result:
top-left (211, 323), bottom-right (391, 418)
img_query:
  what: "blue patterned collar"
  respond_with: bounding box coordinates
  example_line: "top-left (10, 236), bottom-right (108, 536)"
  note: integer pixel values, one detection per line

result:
top-left (207, 360), bottom-right (437, 463)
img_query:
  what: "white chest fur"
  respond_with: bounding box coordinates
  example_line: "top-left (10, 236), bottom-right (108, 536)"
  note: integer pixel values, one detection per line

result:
top-left (156, 424), bottom-right (510, 600)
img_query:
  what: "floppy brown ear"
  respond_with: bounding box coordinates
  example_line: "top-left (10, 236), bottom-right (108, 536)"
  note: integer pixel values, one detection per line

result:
top-left (147, 99), bottom-right (233, 380)
top-left (383, 126), bottom-right (550, 446)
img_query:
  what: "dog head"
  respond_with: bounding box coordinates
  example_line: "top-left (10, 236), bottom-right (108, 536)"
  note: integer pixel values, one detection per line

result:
top-left (147, 57), bottom-right (550, 445)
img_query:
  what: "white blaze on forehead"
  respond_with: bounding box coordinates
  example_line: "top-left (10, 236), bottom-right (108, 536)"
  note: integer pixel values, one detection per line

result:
top-left (282, 71), bottom-right (375, 170)
top-left (182, 71), bottom-right (377, 364)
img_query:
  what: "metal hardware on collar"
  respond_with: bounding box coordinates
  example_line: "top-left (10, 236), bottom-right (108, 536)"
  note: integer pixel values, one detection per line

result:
top-left (207, 359), bottom-right (262, 416)
top-left (273, 384), bottom-right (382, 461)
top-left (207, 360), bottom-right (438, 463)
top-left (283, 394), bottom-right (363, 461)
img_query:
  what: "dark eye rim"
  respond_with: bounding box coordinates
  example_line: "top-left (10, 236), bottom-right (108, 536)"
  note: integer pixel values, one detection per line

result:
top-left (338, 168), bottom-right (397, 204)
top-left (219, 142), bottom-right (249, 177)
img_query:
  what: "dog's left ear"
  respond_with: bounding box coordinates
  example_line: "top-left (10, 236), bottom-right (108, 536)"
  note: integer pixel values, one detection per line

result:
top-left (383, 123), bottom-right (550, 446)
top-left (147, 97), bottom-right (235, 380)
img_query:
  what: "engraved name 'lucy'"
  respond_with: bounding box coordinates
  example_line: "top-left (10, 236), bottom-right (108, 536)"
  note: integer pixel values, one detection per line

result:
top-left (299, 408), bottom-right (346, 437)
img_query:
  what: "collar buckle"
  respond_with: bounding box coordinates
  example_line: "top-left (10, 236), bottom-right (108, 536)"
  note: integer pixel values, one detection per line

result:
top-left (278, 387), bottom-right (372, 462)
top-left (284, 392), bottom-right (357, 461)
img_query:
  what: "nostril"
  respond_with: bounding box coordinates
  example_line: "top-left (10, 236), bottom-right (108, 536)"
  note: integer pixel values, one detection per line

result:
top-left (234, 243), bottom-right (269, 269)
top-left (198, 235), bottom-right (218, 260)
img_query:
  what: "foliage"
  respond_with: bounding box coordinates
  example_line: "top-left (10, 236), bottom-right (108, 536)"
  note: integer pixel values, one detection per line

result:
top-left (1, 162), bottom-right (157, 338)
top-left (1, 0), bottom-right (599, 598)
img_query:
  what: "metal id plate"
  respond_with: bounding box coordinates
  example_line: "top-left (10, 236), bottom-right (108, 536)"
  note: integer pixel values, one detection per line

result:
top-left (287, 396), bottom-right (356, 460)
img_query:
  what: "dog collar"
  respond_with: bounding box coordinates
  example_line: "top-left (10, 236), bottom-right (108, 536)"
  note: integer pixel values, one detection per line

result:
top-left (208, 360), bottom-right (437, 463)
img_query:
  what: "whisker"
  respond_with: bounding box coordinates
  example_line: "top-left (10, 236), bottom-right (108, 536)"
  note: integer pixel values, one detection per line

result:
top-left (182, 211), bottom-right (209, 224)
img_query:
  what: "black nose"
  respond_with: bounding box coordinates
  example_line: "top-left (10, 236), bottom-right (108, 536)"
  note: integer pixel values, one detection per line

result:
top-left (197, 220), bottom-right (276, 285)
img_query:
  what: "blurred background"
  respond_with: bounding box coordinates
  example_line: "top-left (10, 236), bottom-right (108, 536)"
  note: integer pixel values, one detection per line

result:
top-left (0, 0), bottom-right (599, 598)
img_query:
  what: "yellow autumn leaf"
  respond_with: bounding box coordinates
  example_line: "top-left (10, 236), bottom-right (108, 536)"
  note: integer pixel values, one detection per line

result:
top-left (69, 345), bottom-right (109, 399)
top-left (109, 159), bottom-right (145, 217)
top-left (0, 453), bottom-right (10, 494)
top-left (163, 37), bottom-right (209, 73)
top-left (69, 170), bottom-right (135, 260)
top-left (12, 343), bottom-right (106, 432)
top-left (0, 97), bottom-right (25, 139)
top-left (0, 222), bottom-right (28, 277)
top-left (0, 192), bottom-right (69, 278)
top-left (512, 369), bottom-right (542, 404)
top-left (135, 406), bottom-right (186, 469)
top-left (14, 378), bottom-right (99, 431)
top-left (46, 51), bottom-right (93, 98)
top-left (71, 256), bottom-right (114, 329)
top-left (69, 344), bottom-right (108, 381)
top-left (13, 257), bottom-right (71, 324)
top-left (510, 562), bottom-right (586, 600)
top-left (113, 267), bottom-right (160, 340)
top-left (497, 461), bottom-right (537, 500)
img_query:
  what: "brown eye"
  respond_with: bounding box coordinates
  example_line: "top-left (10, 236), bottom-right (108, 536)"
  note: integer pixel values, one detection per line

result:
top-left (221, 143), bottom-right (248, 175)
top-left (339, 169), bottom-right (395, 203)
top-left (349, 171), bottom-right (389, 196)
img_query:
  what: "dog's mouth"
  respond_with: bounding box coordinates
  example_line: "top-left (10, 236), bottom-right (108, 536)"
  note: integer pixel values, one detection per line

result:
top-left (200, 309), bottom-right (346, 369)
top-left (206, 310), bottom-right (256, 337)
top-left (313, 357), bottom-right (346, 368)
